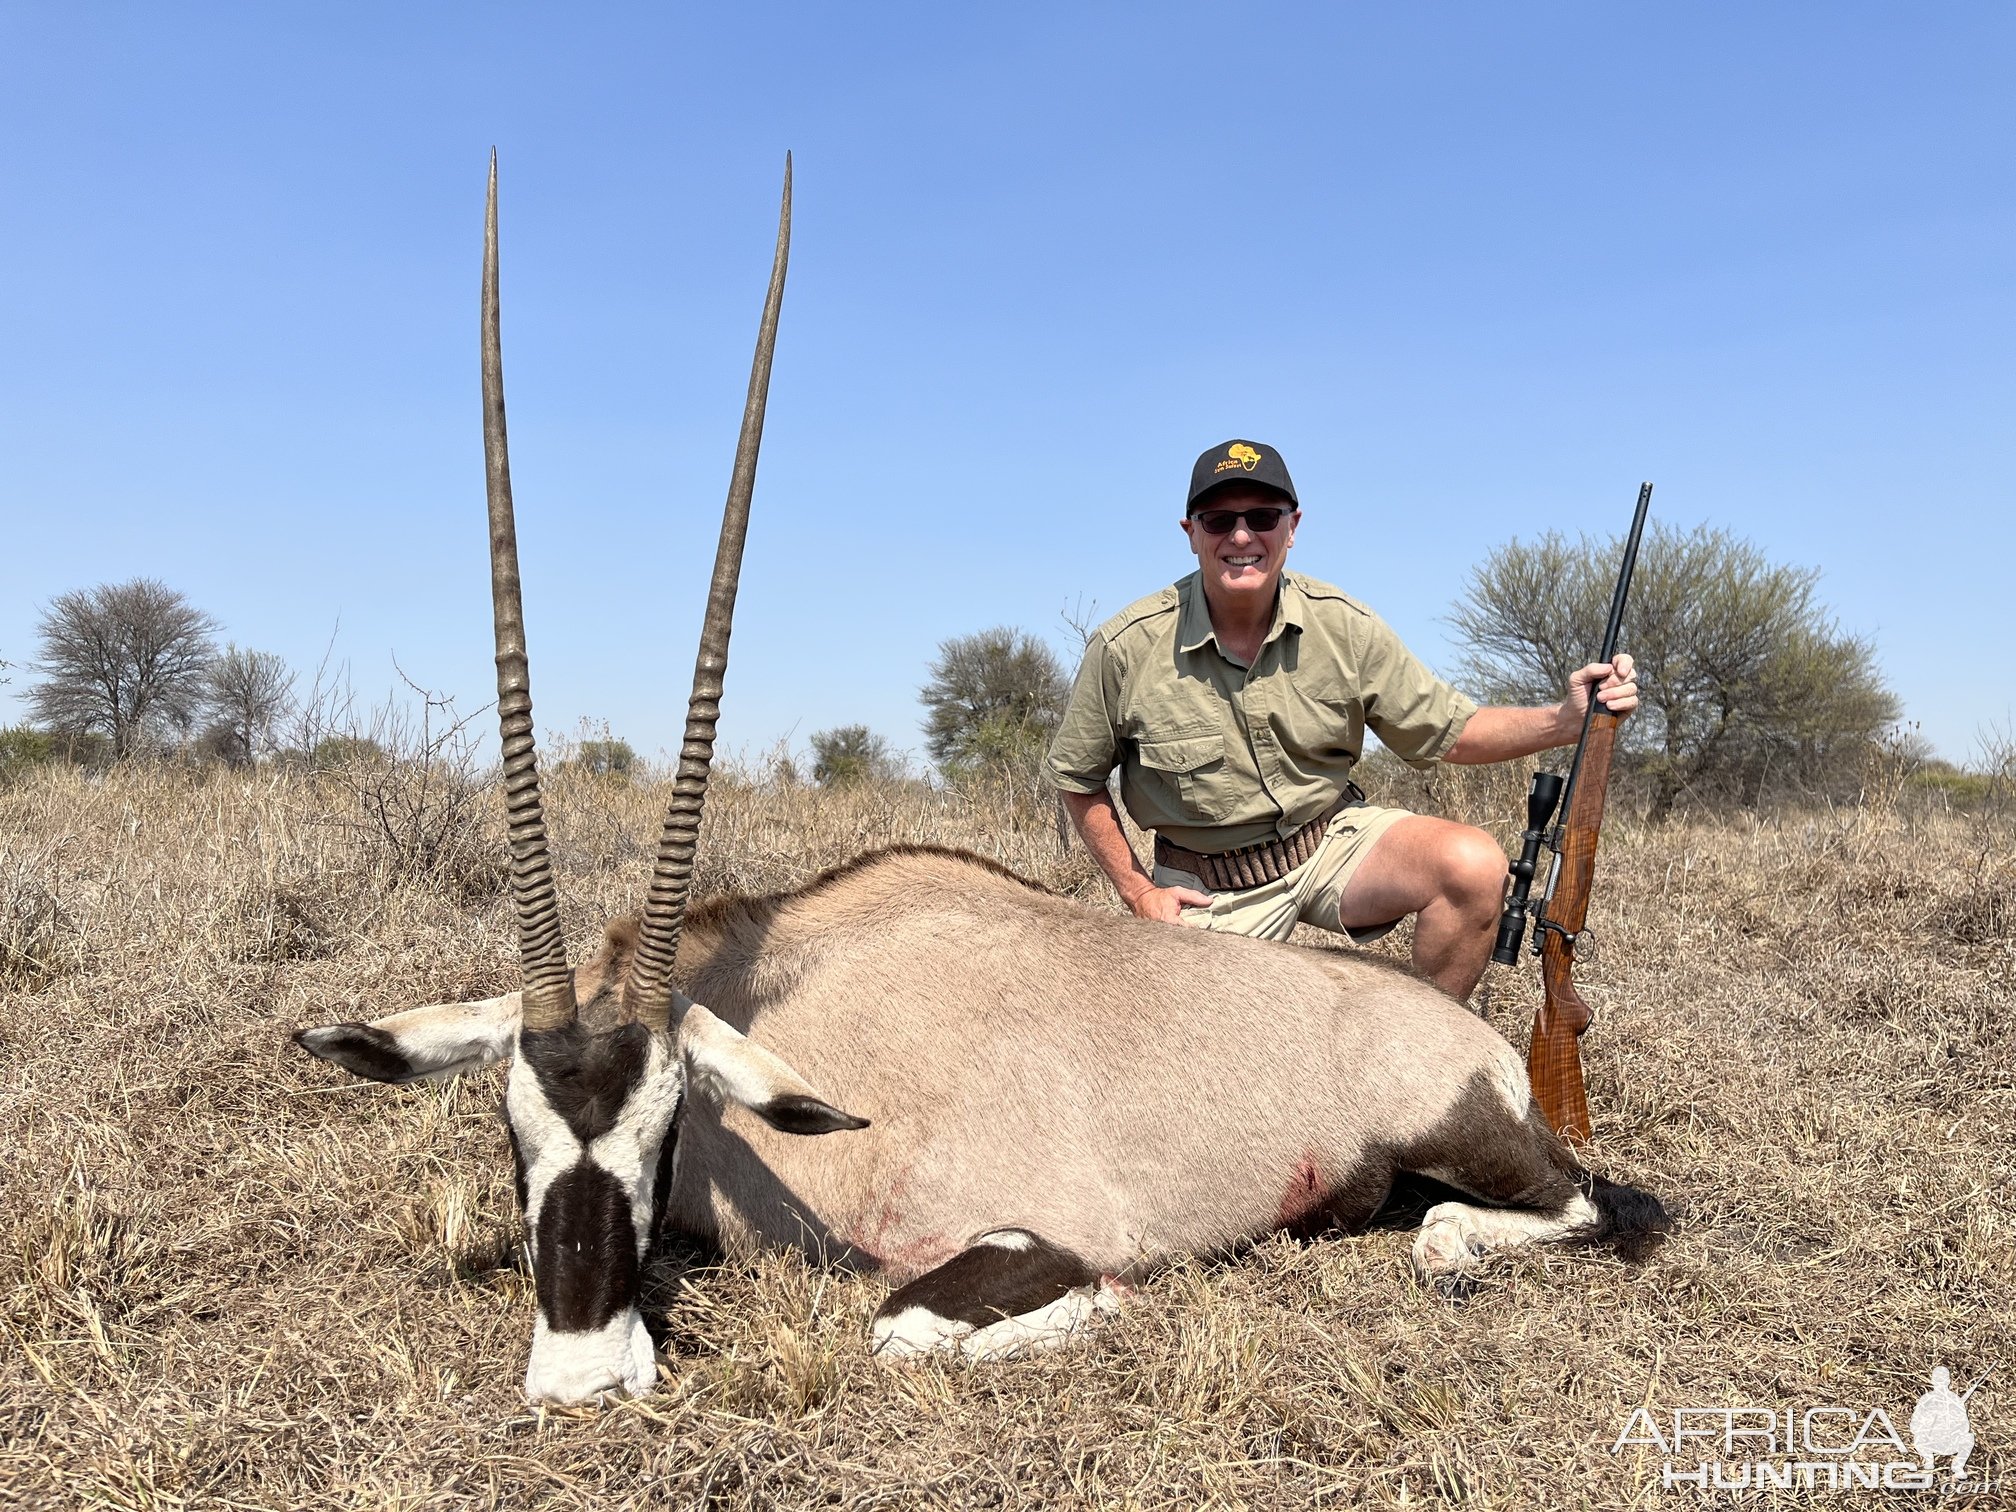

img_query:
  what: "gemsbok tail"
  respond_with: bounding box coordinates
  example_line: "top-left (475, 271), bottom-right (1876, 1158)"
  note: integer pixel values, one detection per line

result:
top-left (1581, 1171), bottom-right (1672, 1262)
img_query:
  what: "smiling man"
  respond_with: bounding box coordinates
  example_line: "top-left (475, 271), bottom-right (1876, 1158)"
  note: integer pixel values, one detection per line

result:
top-left (1046, 438), bottom-right (1637, 1002)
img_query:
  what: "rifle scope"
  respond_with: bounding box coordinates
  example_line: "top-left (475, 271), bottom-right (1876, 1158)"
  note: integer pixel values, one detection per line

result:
top-left (1491, 771), bottom-right (1565, 965)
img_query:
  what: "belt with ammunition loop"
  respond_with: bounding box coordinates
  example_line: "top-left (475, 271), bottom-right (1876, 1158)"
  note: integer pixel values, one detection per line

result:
top-left (1153, 783), bottom-right (1366, 892)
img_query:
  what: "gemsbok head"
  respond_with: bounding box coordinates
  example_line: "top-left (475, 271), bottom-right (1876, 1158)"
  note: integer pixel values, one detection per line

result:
top-left (296, 154), bottom-right (867, 1405)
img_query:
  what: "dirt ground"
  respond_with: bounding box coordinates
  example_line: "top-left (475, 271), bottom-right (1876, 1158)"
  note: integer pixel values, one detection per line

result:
top-left (2, 760), bottom-right (2010, 1509)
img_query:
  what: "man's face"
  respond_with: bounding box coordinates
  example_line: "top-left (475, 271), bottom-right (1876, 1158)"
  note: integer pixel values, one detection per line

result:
top-left (1182, 485), bottom-right (1300, 607)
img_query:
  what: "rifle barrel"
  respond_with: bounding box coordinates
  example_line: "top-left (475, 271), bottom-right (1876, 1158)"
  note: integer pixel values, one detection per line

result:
top-left (1599, 483), bottom-right (1654, 663)
top-left (1555, 482), bottom-right (1654, 838)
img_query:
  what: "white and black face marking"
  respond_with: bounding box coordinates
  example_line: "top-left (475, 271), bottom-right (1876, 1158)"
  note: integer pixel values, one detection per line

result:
top-left (294, 982), bottom-right (869, 1404)
top-left (506, 1021), bottom-right (686, 1404)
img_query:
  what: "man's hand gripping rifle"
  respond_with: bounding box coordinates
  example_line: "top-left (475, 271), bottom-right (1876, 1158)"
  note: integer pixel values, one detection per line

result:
top-left (1492, 482), bottom-right (1653, 1145)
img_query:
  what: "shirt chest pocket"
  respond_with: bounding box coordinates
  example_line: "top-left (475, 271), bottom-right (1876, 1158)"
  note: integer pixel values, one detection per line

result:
top-left (1134, 731), bottom-right (1235, 824)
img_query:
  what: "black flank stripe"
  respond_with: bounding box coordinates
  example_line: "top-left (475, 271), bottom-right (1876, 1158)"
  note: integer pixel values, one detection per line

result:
top-left (878, 1233), bottom-right (1099, 1330)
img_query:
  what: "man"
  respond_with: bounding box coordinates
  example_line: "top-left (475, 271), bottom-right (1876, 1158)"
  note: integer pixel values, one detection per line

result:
top-left (1046, 438), bottom-right (1637, 1002)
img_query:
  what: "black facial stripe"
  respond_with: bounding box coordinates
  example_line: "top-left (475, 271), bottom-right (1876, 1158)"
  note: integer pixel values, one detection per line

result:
top-left (292, 1024), bottom-right (417, 1083)
top-left (754, 1095), bottom-right (871, 1136)
top-left (648, 1120), bottom-right (680, 1237)
top-left (535, 1160), bottom-right (639, 1332)
top-left (519, 1021), bottom-right (654, 1143)
top-left (877, 1233), bottom-right (1099, 1330)
top-left (503, 1105), bottom-right (529, 1214)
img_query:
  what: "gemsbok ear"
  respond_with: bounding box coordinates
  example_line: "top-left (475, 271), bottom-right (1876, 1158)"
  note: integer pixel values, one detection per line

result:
top-left (678, 1001), bottom-right (870, 1135)
top-left (293, 993), bottom-right (522, 1084)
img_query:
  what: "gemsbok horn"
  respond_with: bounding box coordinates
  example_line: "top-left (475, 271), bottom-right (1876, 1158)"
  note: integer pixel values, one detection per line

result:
top-left (621, 157), bottom-right (790, 1031)
top-left (482, 149), bottom-right (577, 1036)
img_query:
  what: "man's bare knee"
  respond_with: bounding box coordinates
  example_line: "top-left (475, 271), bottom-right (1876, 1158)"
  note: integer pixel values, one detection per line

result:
top-left (1442, 826), bottom-right (1509, 912)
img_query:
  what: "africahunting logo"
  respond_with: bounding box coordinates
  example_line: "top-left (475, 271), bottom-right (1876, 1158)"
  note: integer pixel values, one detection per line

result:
top-left (1610, 1366), bottom-right (1991, 1492)
top-left (1214, 442), bottom-right (1263, 474)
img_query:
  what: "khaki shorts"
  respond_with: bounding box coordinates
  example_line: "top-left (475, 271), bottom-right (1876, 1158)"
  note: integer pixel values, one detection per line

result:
top-left (1152, 803), bottom-right (1417, 944)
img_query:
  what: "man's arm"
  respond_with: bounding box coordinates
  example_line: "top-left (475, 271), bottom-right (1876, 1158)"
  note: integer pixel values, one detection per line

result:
top-left (1445, 655), bottom-right (1638, 766)
top-left (1062, 788), bottom-right (1213, 925)
top-left (1048, 631), bottom-right (1211, 925)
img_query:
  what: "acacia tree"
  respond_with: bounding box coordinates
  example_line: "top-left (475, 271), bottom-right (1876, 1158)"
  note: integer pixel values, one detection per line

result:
top-left (1448, 523), bottom-right (1899, 817)
top-left (203, 645), bottom-right (296, 765)
top-left (29, 579), bottom-right (220, 758)
top-left (809, 724), bottom-right (898, 788)
top-left (919, 627), bottom-right (1069, 775)
top-left (567, 736), bottom-right (638, 779)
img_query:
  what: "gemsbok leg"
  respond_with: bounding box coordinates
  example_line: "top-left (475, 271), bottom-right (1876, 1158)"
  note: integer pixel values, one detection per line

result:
top-left (1398, 1072), bottom-right (1668, 1279)
top-left (869, 1230), bottom-right (1124, 1360)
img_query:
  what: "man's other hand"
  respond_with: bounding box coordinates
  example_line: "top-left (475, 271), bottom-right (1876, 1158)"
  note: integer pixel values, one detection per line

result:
top-left (1127, 883), bottom-right (1215, 926)
top-left (1567, 652), bottom-right (1638, 721)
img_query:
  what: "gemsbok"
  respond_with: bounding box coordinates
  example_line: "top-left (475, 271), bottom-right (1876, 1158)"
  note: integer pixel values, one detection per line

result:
top-left (295, 155), bottom-right (1669, 1405)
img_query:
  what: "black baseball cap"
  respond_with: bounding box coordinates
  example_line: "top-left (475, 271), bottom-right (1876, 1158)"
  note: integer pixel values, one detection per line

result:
top-left (1187, 439), bottom-right (1299, 513)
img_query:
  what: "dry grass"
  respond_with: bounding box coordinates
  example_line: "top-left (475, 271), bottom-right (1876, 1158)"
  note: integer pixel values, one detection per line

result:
top-left (1, 758), bottom-right (2010, 1509)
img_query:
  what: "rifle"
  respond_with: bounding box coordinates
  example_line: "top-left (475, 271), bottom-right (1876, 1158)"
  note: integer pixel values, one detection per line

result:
top-left (1492, 482), bottom-right (1653, 1145)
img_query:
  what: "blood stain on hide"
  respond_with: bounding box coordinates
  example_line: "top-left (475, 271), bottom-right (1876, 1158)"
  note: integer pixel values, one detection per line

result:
top-left (861, 1173), bottom-right (910, 1260)
top-left (1276, 1151), bottom-right (1329, 1228)
top-left (878, 1232), bottom-right (957, 1282)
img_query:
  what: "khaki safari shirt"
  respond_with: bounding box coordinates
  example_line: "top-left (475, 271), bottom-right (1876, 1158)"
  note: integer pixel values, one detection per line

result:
top-left (1046, 571), bottom-right (1477, 852)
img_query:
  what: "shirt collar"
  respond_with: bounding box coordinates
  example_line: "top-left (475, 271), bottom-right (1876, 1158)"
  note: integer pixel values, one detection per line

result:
top-left (1176, 572), bottom-right (1306, 657)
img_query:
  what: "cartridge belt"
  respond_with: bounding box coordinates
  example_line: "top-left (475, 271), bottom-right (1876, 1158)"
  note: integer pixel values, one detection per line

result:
top-left (1152, 784), bottom-right (1364, 892)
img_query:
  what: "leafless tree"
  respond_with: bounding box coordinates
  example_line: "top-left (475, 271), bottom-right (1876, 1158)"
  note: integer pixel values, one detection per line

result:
top-left (28, 579), bottom-right (220, 758)
top-left (204, 645), bottom-right (296, 765)
top-left (1059, 595), bottom-right (1102, 653)
top-left (303, 665), bottom-right (499, 893)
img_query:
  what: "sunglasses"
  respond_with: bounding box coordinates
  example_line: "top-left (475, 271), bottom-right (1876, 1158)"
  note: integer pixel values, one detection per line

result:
top-left (1190, 505), bottom-right (1295, 536)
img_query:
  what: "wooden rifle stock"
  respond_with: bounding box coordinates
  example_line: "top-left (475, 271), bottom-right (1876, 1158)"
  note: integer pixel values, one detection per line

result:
top-left (1528, 708), bottom-right (1620, 1144)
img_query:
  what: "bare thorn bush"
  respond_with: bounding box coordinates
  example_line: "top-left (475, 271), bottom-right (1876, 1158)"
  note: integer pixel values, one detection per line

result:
top-left (302, 673), bottom-right (504, 901)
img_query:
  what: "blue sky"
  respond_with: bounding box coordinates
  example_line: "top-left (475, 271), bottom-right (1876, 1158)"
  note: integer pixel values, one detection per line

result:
top-left (2, 4), bottom-right (2009, 767)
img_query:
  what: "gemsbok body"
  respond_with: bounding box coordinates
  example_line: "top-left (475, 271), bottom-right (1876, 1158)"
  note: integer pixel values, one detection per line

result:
top-left (296, 155), bottom-right (1668, 1405)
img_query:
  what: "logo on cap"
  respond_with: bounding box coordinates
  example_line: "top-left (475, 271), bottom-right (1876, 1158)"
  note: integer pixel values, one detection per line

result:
top-left (1215, 443), bottom-right (1264, 476)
